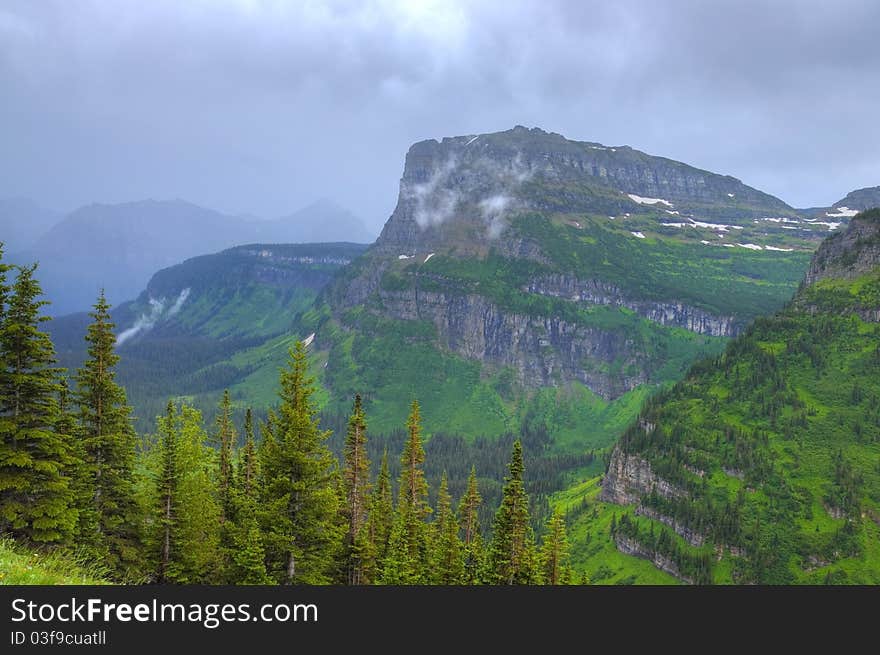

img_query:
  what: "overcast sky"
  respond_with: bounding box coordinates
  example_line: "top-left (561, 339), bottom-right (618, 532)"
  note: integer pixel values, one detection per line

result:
top-left (1, 0), bottom-right (878, 233)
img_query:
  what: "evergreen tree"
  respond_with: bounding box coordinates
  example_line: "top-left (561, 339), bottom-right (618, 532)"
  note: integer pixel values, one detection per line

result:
top-left (0, 263), bottom-right (75, 543)
top-left (258, 342), bottom-right (342, 584)
top-left (458, 466), bottom-right (484, 584)
top-left (487, 440), bottom-right (537, 584)
top-left (225, 406), bottom-right (271, 584)
top-left (430, 471), bottom-right (464, 584)
top-left (214, 389), bottom-right (236, 522)
top-left (540, 508), bottom-right (572, 585)
top-left (238, 408), bottom-right (257, 497)
top-left (153, 401), bottom-right (221, 583)
top-left (362, 449), bottom-right (393, 584)
top-left (73, 291), bottom-right (139, 571)
top-left (391, 400), bottom-right (430, 582)
top-left (342, 394), bottom-right (371, 584)
top-left (156, 401), bottom-right (178, 582)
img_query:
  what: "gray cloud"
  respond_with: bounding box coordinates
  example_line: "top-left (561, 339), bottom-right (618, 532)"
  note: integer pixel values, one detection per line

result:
top-left (1, 0), bottom-right (878, 233)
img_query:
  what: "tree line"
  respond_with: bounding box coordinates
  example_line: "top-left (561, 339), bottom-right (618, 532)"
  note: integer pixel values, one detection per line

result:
top-left (0, 247), bottom-right (574, 584)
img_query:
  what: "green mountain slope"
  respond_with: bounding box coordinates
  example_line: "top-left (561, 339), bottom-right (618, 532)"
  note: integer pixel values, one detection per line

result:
top-left (310, 126), bottom-right (816, 447)
top-left (565, 209), bottom-right (880, 584)
top-left (49, 243), bottom-right (367, 431)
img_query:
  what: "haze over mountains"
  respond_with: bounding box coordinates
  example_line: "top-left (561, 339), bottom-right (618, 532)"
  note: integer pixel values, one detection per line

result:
top-left (48, 127), bottom-right (878, 444)
top-left (6, 197), bottom-right (373, 315)
top-left (24, 125), bottom-right (880, 585)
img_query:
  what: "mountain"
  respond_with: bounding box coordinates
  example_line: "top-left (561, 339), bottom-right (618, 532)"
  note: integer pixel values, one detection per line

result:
top-left (0, 197), bottom-right (61, 252)
top-left (564, 209), bottom-right (880, 583)
top-left (270, 199), bottom-right (375, 244)
top-left (305, 126), bottom-right (818, 443)
top-left (48, 242), bottom-right (368, 430)
top-left (833, 186), bottom-right (880, 212)
top-left (13, 198), bottom-right (372, 315)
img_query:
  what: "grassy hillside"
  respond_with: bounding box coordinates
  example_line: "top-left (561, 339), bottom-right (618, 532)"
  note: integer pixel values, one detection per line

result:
top-left (0, 538), bottom-right (109, 585)
top-left (561, 211), bottom-right (880, 584)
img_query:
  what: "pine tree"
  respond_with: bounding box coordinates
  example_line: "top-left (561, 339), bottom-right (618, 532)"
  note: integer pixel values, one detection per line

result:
top-left (391, 400), bottom-right (430, 582)
top-left (362, 449), bottom-right (393, 583)
top-left (540, 508), bottom-right (572, 585)
top-left (0, 263), bottom-right (75, 543)
top-left (430, 471), bottom-right (464, 584)
top-left (225, 407), bottom-right (271, 584)
top-left (73, 291), bottom-right (139, 571)
top-left (153, 401), bottom-right (221, 583)
top-left (238, 408), bottom-right (257, 497)
top-left (258, 342), bottom-right (342, 584)
top-left (487, 440), bottom-right (537, 584)
top-left (214, 389), bottom-right (236, 522)
top-left (156, 401), bottom-right (178, 582)
top-left (458, 465), bottom-right (484, 584)
top-left (342, 394), bottom-right (371, 584)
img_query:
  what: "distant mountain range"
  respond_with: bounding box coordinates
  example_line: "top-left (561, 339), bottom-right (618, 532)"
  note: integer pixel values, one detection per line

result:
top-left (0, 197), bottom-right (61, 252)
top-left (6, 198), bottom-right (374, 314)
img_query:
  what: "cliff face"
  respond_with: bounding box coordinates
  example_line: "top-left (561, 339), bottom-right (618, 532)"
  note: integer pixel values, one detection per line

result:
top-left (377, 285), bottom-right (646, 397)
top-left (525, 275), bottom-right (739, 337)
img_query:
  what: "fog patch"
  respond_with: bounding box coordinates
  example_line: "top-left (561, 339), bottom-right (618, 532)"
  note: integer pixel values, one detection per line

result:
top-left (116, 287), bottom-right (190, 346)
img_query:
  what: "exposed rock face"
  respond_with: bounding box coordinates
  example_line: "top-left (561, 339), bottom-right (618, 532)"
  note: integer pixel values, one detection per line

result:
top-left (377, 285), bottom-right (648, 397)
top-left (635, 506), bottom-right (705, 547)
top-left (804, 210), bottom-right (880, 286)
top-left (600, 448), bottom-right (684, 505)
top-left (526, 275), bottom-right (739, 337)
top-left (613, 534), bottom-right (693, 584)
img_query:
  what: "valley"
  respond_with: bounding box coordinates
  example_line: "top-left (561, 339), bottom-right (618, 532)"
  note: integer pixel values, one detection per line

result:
top-left (6, 127), bottom-right (879, 585)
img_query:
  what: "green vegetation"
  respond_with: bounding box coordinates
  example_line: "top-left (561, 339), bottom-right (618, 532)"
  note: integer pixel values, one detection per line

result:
top-left (0, 537), bottom-right (108, 585)
top-left (509, 213), bottom-right (810, 318)
top-left (566, 270), bottom-right (880, 583)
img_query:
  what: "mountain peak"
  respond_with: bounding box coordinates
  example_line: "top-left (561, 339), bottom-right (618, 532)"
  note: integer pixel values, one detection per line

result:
top-left (833, 186), bottom-right (880, 211)
top-left (804, 208), bottom-right (880, 287)
top-left (376, 126), bottom-right (794, 255)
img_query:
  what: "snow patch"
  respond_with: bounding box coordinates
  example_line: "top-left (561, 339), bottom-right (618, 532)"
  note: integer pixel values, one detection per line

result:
top-left (826, 206), bottom-right (858, 218)
top-left (727, 193), bottom-right (735, 198)
top-left (759, 216), bottom-right (801, 224)
top-left (690, 219), bottom-right (742, 231)
top-left (662, 222), bottom-right (688, 228)
top-left (764, 245), bottom-right (794, 252)
top-left (631, 231), bottom-right (646, 239)
top-left (810, 221), bottom-right (842, 231)
top-left (737, 243), bottom-right (763, 250)
top-left (722, 244), bottom-right (736, 248)
top-left (398, 254), bottom-right (413, 260)
top-left (627, 193), bottom-right (673, 207)
top-left (465, 136), bottom-right (479, 147)
top-left (303, 333), bottom-right (316, 348)
top-left (424, 252), bottom-right (435, 263)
